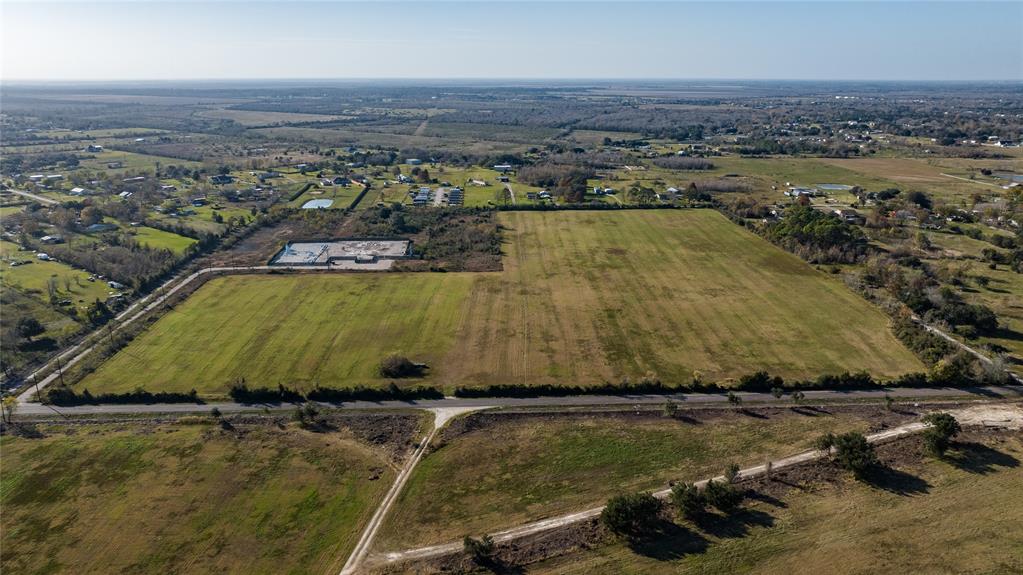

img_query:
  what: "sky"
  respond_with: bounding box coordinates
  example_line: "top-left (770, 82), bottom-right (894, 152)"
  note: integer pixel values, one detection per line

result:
top-left (2, 1), bottom-right (1021, 82)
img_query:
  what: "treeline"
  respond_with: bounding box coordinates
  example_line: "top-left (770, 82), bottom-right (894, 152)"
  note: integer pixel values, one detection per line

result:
top-left (736, 138), bottom-right (863, 158)
top-left (517, 164), bottom-right (595, 190)
top-left (226, 383), bottom-right (443, 403)
top-left (45, 385), bottom-right (202, 406)
top-left (42, 362), bottom-right (997, 406)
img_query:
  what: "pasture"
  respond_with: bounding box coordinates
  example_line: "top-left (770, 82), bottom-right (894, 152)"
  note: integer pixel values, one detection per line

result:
top-left (0, 422), bottom-right (395, 575)
top-left (376, 409), bottom-right (880, 549)
top-left (529, 432), bottom-right (1023, 575)
top-left (1, 240), bottom-right (113, 314)
top-left (74, 210), bottom-right (922, 396)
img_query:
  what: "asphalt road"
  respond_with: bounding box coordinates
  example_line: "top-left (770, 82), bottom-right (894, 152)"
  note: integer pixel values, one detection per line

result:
top-left (15, 384), bottom-right (1023, 417)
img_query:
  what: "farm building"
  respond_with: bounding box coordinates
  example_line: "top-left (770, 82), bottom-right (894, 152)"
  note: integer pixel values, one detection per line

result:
top-left (209, 174), bottom-right (234, 185)
top-left (271, 239), bottom-right (413, 270)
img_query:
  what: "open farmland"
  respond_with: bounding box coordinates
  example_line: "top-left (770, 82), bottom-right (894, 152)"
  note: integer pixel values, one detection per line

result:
top-left (444, 210), bottom-right (922, 386)
top-left (376, 408), bottom-right (893, 549)
top-left (527, 431), bottom-right (1023, 575)
top-left (75, 210), bottom-right (922, 396)
top-left (0, 420), bottom-right (399, 574)
top-left (76, 273), bottom-right (477, 395)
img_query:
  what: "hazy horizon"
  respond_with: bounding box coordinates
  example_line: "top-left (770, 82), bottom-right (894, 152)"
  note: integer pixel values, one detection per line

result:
top-left (3, 1), bottom-right (1021, 82)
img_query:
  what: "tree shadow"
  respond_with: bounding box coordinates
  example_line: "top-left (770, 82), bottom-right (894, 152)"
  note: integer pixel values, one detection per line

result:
top-left (791, 405), bottom-right (832, 417)
top-left (626, 519), bottom-right (709, 560)
top-left (692, 508), bottom-right (775, 539)
top-left (17, 337), bottom-right (57, 352)
top-left (990, 327), bottom-right (1023, 343)
top-left (476, 557), bottom-right (524, 575)
top-left (863, 466), bottom-right (930, 496)
top-left (745, 490), bottom-right (789, 509)
top-left (672, 413), bottom-right (703, 425)
top-left (944, 442), bottom-right (1020, 475)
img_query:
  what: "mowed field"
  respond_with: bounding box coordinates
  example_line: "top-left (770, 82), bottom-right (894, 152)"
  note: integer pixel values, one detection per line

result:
top-left (77, 273), bottom-right (476, 394)
top-left (0, 422), bottom-right (395, 574)
top-left (443, 210), bottom-right (922, 386)
top-left (76, 210), bottom-right (922, 395)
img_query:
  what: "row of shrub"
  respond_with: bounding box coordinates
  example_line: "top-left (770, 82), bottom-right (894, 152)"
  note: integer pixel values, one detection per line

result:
top-left (453, 369), bottom-right (954, 399)
top-left (46, 386), bottom-right (201, 406)
top-left (227, 382), bottom-right (443, 404)
top-left (41, 368), bottom-right (982, 406)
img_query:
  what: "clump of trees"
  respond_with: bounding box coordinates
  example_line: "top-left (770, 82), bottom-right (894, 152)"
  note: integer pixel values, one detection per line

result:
top-left (601, 492), bottom-right (664, 539)
top-left (765, 206), bottom-right (867, 263)
top-left (379, 355), bottom-right (426, 378)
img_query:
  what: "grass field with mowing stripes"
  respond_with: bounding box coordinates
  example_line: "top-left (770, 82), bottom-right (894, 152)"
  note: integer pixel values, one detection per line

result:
top-left (75, 210), bottom-right (922, 396)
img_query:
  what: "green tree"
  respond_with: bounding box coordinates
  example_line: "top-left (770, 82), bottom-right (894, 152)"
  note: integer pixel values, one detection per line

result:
top-left (703, 479), bottom-right (743, 514)
top-left (921, 412), bottom-right (961, 457)
top-left (833, 432), bottom-right (878, 479)
top-left (724, 462), bottom-right (740, 484)
top-left (727, 391), bottom-right (742, 410)
top-left (601, 492), bottom-right (663, 538)
top-left (670, 482), bottom-right (705, 520)
top-left (463, 534), bottom-right (495, 563)
top-left (16, 317), bottom-right (45, 342)
top-left (814, 432), bottom-right (836, 455)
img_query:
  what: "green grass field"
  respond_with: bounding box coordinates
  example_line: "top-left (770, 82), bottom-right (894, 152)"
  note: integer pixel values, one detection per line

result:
top-left (529, 433), bottom-right (1023, 575)
top-left (75, 210), bottom-right (922, 396)
top-left (0, 422), bottom-right (395, 574)
top-left (76, 273), bottom-right (476, 394)
top-left (442, 210), bottom-right (921, 386)
top-left (127, 225), bottom-right (198, 254)
top-left (376, 410), bottom-right (876, 549)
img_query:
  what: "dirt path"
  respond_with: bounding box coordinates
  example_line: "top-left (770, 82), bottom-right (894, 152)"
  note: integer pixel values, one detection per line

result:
top-left (371, 404), bottom-right (1023, 568)
top-left (940, 173), bottom-right (1000, 187)
top-left (505, 183), bottom-right (516, 205)
top-left (340, 406), bottom-right (489, 575)
top-left (8, 189), bottom-right (59, 205)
